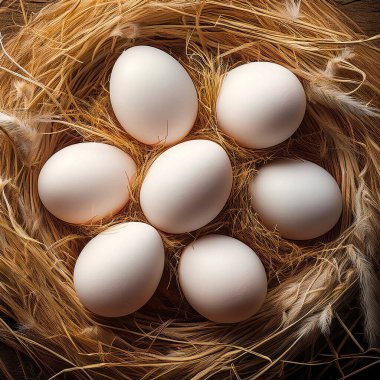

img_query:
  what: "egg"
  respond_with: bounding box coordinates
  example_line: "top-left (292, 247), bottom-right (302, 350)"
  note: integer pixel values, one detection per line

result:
top-left (179, 234), bottom-right (267, 323)
top-left (140, 139), bottom-right (233, 234)
top-left (73, 222), bottom-right (165, 317)
top-left (216, 62), bottom-right (306, 149)
top-left (110, 45), bottom-right (198, 146)
top-left (250, 160), bottom-right (343, 240)
top-left (38, 142), bottom-right (136, 224)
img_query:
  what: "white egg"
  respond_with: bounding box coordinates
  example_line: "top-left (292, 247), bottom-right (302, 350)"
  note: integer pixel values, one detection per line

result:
top-left (38, 142), bottom-right (136, 224)
top-left (250, 160), bottom-right (343, 240)
top-left (110, 45), bottom-right (198, 146)
top-left (179, 234), bottom-right (267, 323)
top-left (140, 139), bottom-right (233, 234)
top-left (73, 222), bottom-right (165, 317)
top-left (216, 62), bottom-right (306, 149)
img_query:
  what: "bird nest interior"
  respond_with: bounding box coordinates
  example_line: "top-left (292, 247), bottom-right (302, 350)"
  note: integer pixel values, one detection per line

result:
top-left (0, 0), bottom-right (379, 379)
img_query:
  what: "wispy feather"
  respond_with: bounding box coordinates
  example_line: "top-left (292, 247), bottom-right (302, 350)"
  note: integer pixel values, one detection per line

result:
top-left (308, 46), bottom-right (378, 117)
top-left (0, 176), bottom-right (11, 192)
top-left (14, 80), bottom-right (35, 106)
top-left (0, 111), bottom-right (38, 161)
top-left (348, 171), bottom-right (380, 347)
top-left (285, 0), bottom-right (301, 20)
top-left (324, 47), bottom-right (355, 78)
top-left (348, 246), bottom-right (380, 347)
top-left (318, 304), bottom-right (333, 336)
top-left (297, 313), bottom-right (319, 339)
top-left (309, 85), bottom-right (379, 117)
top-left (110, 22), bottom-right (140, 39)
top-left (297, 304), bottom-right (333, 339)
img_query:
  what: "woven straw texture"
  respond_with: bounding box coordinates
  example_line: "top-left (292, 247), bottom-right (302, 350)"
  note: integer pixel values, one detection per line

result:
top-left (0, 0), bottom-right (379, 378)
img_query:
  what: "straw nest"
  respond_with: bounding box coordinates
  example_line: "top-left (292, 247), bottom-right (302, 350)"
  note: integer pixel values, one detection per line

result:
top-left (0, 0), bottom-right (379, 378)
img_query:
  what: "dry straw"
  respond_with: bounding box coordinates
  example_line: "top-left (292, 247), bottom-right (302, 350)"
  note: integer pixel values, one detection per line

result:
top-left (0, 0), bottom-right (379, 378)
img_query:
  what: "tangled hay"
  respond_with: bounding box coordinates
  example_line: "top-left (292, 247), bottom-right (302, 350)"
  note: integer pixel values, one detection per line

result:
top-left (0, 0), bottom-right (379, 378)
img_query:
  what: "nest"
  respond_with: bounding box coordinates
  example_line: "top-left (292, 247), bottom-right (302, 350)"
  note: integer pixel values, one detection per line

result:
top-left (0, 0), bottom-right (379, 378)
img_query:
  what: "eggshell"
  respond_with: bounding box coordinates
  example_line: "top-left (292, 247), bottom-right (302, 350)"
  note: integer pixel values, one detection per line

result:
top-left (38, 142), bottom-right (136, 224)
top-left (179, 234), bottom-right (267, 323)
top-left (216, 62), bottom-right (306, 149)
top-left (140, 139), bottom-right (233, 234)
top-left (250, 160), bottom-right (343, 240)
top-left (110, 45), bottom-right (198, 146)
top-left (73, 222), bottom-right (165, 317)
